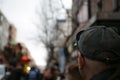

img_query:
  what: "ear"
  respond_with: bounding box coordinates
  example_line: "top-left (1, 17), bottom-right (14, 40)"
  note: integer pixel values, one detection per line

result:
top-left (78, 51), bottom-right (85, 70)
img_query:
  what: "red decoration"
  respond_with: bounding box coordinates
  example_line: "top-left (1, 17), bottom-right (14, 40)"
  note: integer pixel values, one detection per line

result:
top-left (21, 56), bottom-right (31, 63)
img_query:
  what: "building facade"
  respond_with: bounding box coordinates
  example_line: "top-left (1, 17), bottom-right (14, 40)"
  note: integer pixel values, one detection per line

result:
top-left (0, 11), bottom-right (9, 50)
top-left (72, 0), bottom-right (120, 34)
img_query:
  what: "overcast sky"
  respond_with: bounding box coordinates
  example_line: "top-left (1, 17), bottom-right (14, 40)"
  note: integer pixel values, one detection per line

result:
top-left (0, 0), bottom-right (72, 68)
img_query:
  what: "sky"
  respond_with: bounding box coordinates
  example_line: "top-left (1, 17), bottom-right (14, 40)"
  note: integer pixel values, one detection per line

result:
top-left (0, 0), bottom-right (72, 69)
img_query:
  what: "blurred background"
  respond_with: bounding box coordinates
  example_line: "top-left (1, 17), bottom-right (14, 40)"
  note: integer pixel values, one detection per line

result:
top-left (0, 0), bottom-right (72, 69)
top-left (0, 0), bottom-right (120, 80)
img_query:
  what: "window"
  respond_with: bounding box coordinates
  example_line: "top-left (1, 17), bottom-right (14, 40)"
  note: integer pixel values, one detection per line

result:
top-left (114, 0), bottom-right (120, 12)
top-left (97, 0), bottom-right (103, 11)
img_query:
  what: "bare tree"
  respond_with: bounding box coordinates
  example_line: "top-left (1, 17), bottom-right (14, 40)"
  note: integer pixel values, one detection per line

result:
top-left (35, 0), bottom-right (74, 67)
top-left (35, 0), bottom-right (69, 48)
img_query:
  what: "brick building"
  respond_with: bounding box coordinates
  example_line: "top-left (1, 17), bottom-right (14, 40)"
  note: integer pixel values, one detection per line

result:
top-left (72, 0), bottom-right (120, 34)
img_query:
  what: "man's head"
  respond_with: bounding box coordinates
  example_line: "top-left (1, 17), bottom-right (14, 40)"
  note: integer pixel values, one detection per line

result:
top-left (76, 26), bottom-right (120, 78)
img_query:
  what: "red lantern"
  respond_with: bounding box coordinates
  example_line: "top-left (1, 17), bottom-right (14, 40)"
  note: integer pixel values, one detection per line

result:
top-left (21, 56), bottom-right (31, 63)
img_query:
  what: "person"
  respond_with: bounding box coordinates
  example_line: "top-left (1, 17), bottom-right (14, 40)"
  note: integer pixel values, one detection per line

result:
top-left (65, 63), bottom-right (82, 80)
top-left (76, 26), bottom-right (120, 80)
top-left (41, 67), bottom-right (57, 80)
top-left (6, 63), bottom-right (24, 80)
top-left (27, 66), bottom-right (39, 80)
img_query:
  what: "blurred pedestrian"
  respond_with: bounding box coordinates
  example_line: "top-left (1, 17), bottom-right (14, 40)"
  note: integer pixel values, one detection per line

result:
top-left (65, 64), bottom-right (82, 80)
top-left (7, 63), bottom-right (24, 80)
top-left (42, 67), bottom-right (57, 80)
top-left (27, 66), bottom-right (40, 80)
top-left (76, 26), bottom-right (120, 80)
top-left (36, 66), bottom-right (43, 80)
